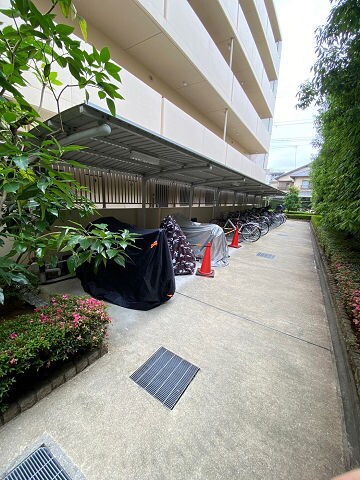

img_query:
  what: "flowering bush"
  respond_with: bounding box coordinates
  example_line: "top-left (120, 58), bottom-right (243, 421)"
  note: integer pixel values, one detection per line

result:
top-left (312, 217), bottom-right (360, 342)
top-left (0, 295), bottom-right (110, 410)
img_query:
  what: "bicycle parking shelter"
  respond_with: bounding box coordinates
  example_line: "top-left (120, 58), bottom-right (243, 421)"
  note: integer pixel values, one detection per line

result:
top-left (34, 103), bottom-right (284, 226)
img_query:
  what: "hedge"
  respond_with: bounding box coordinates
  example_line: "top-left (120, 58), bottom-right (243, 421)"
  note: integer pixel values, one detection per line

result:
top-left (286, 213), bottom-right (313, 220)
top-left (311, 217), bottom-right (360, 342)
top-left (0, 295), bottom-right (110, 411)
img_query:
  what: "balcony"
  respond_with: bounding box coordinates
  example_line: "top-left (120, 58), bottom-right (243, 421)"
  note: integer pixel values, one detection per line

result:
top-left (70, 0), bottom-right (270, 153)
top-left (239, 0), bottom-right (281, 81)
top-left (189, 0), bottom-right (276, 118)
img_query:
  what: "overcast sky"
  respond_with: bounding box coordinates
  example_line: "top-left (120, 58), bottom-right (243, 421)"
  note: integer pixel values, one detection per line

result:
top-left (268, 0), bottom-right (331, 173)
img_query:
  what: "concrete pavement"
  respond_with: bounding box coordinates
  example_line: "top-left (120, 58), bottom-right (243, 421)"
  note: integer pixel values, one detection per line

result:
top-left (0, 220), bottom-right (347, 479)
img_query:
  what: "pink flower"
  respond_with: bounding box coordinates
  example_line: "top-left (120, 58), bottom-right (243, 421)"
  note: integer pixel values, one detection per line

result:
top-left (9, 332), bottom-right (17, 339)
top-left (9, 358), bottom-right (17, 365)
top-left (62, 294), bottom-right (68, 300)
top-left (40, 313), bottom-right (48, 323)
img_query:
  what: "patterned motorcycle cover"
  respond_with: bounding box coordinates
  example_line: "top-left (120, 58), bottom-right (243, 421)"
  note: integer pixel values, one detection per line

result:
top-left (160, 215), bottom-right (196, 275)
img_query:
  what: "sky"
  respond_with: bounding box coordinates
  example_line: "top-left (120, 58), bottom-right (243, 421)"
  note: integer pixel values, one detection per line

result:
top-left (268, 0), bottom-right (331, 173)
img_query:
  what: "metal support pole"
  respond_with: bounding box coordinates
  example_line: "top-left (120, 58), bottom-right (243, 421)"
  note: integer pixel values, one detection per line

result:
top-left (102, 172), bottom-right (106, 209)
top-left (223, 108), bottom-right (228, 142)
top-left (229, 37), bottom-right (234, 69)
top-left (188, 185), bottom-right (194, 220)
top-left (141, 177), bottom-right (147, 228)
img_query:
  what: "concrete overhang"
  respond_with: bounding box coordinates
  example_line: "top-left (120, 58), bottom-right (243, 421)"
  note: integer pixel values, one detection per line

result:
top-left (33, 103), bottom-right (284, 198)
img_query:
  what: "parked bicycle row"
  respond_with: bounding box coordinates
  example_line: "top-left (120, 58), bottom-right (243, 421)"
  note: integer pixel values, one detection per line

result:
top-left (209, 208), bottom-right (287, 243)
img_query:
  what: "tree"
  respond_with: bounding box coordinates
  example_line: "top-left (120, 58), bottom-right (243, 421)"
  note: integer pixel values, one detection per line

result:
top-left (297, 0), bottom-right (360, 236)
top-left (284, 185), bottom-right (301, 212)
top-left (0, 0), bottom-right (137, 304)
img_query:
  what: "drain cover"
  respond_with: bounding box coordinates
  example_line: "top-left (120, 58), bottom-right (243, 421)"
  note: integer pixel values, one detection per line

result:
top-left (5, 445), bottom-right (71, 480)
top-left (130, 347), bottom-right (199, 409)
top-left (257, 252), bottom-right (275, 259)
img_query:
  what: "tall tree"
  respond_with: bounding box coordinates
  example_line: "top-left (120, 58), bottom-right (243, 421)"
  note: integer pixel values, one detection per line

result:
top-left (0, 0), bottom-right (137, 304)
top-left (297, 0), bottom-right (360, 236)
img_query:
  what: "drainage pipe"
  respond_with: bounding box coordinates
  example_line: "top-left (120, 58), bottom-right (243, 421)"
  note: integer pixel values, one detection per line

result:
top-left (58, 123), bottom-right (111, 146)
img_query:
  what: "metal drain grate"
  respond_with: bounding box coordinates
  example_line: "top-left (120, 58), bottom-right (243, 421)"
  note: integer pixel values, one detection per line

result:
top-left (257, 252), bottom-right (275, 259)
top-left (5, 445), bottom-right (71, 480)
top-left (130, 347), bottom-right (199, 409)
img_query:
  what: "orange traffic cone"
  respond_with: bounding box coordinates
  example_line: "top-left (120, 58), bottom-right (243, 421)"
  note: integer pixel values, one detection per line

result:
top-left (229, 227), bottom-right (241, 248)
top-left (196, 242), bottom-right (215, 277)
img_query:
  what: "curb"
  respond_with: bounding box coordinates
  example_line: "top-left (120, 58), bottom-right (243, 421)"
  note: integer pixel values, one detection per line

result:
top-left (0, 344), bottom-right (108, 427)
top-left (311, 224), bottom-right (360, 469)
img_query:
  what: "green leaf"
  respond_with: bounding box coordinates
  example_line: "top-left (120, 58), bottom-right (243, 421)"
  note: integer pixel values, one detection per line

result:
top-left (3, 63), bottom-right (14, 77)
top-left (93, 255), bottom-right (104, 272)
top-left (78, 16), bottom-right (87, 41)
top-left (48, 72), bottom-right (63, 86)
top-left (106, 97), bottom-right (116, 116)
top-left (78, 237), bottom-right (92, 249)
top-left (107, 249), bottom-right (118, 259)
top-left (0, 288), bottom-right (4, 305)
top-left (55, 24), bottom-right (74, 36)
top-left (3, 182), bottom-right (20, 193)
top-left (114, 256), bottom-right (125, 267)
top-left (67, 255), bottom-right (78, 273)
top-left (10, 273), bottom-right (29, 284)
top-left (14, 155), bottom-right (29, 170)
top-left (47, 208), bottom-right (59, 217)
top-left (59, 0), bottom-right (71, 17)
top-left (35, 247), bottom-right (44, 258)
top-left (105, 62), bottom-right (121, 81)
top-left (3, 111), bottom-right (17, 123)
top-left (100, 47), bottom-right (110, 63)
top-left (37, 177), bottom-right (51, 193)
top-left (98, 91), bottom-right (106, 100)
top-left (44, 63), bottom-right (50, 78)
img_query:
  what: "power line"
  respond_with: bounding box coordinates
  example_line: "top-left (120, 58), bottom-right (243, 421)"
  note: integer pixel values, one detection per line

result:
top-left (273, 120), bottom-right (314, 126)
top-left (271, 137), bottom-right (313, 141)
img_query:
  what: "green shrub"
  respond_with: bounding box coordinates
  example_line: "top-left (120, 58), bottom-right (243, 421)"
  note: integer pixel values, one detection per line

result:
top-left (311, 220), bottom-right (360, 341)
top-left (310, 215), bottom-right (322, 228)
top-left (0, 295), bottom-right (110, 410)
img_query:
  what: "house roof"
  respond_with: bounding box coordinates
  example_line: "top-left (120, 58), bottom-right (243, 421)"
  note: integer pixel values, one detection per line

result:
top-left (290, 167), bottom-right (310, 178)
top-left (33, 103), bottom-right (283, 197)
top-left (275, 163), bottom-right (311, 180)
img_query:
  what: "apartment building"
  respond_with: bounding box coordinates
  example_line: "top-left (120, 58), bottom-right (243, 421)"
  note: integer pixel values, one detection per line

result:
top-left (32, 0), bottom-right (283, 226)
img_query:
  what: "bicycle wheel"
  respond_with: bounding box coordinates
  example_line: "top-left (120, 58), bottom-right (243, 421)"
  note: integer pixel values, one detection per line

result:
top-left (259, 220), bottom-right (269, 236)
top-left (240, 223), bottom-right (261, 242)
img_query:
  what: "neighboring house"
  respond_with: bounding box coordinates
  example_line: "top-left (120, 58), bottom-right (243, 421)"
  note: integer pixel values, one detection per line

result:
top-left (25, 0), bottom-right (283, 224)
top-left (270, 164), bottom-right (312, 207)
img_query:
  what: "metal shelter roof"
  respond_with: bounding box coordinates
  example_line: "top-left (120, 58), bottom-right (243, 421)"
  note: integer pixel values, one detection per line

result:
top-left (35, 103), bottom-right (283, 197)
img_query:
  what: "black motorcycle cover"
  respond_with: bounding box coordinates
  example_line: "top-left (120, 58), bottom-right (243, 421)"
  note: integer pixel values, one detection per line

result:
top-left (77, 217), bottom-right (175, 311)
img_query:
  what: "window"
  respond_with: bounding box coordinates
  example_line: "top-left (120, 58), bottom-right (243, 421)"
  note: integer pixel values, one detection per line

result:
top-left (301, 180), bottom-right (310, 189)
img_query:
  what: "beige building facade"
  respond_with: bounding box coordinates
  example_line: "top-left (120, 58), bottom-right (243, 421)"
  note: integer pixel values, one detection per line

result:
top-left (10, 0), bottom-right (283, 224)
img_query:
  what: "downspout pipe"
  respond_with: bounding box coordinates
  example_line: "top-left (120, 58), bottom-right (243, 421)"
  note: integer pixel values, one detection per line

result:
top-left (58, 123), bottom-right (111, 146)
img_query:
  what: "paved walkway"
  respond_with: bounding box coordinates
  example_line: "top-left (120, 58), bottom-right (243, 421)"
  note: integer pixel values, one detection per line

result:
top-left (0, 220), bottom-right (346, 479)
